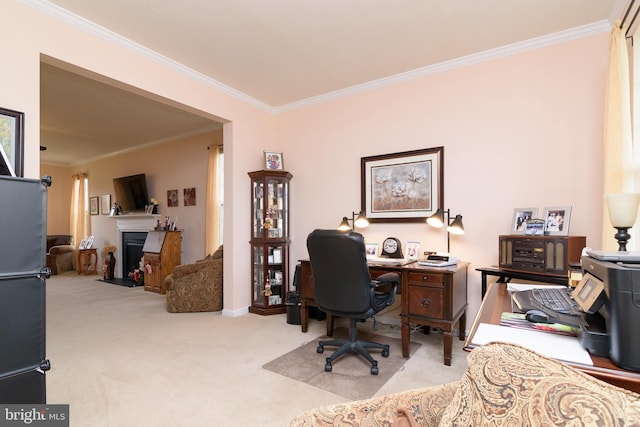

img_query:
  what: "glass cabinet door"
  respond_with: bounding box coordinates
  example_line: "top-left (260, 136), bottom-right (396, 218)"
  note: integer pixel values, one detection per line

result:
top-left (251, 243), bottom-right (288, 308)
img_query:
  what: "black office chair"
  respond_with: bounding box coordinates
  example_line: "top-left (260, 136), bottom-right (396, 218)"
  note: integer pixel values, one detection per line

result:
top-left (306, 229), bottom-right (399, 375)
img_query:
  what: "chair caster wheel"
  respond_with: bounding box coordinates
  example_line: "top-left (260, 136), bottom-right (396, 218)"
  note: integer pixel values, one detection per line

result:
top-left (382, 345), bottom-right (389, 357)
top-left (371, 364), bottom-right (379, 375)
top-left (317, 344), bottom-right (324, 354)
top-left (325, 359), bottom-right (332, 372)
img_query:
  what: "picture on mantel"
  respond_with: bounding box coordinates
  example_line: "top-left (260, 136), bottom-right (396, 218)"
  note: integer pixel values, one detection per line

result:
top-left (167, 189), bottom-right (178, 207)
top-left (184, 187), bottom-right (196, 206)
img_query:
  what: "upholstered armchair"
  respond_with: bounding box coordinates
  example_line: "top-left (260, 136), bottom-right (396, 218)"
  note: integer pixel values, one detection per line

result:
top-left (46, 234), bottom-right (75, 275)
top-left (165, 245), bottom-right (223, 313)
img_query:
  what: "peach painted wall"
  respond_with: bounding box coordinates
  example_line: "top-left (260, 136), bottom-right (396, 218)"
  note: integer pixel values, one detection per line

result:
top-left (5, 1), bottom-right (609, 322)
top-left (278, 33), bottom-right (608, 321)
top-left (5, 1), bottom-right (274, 315)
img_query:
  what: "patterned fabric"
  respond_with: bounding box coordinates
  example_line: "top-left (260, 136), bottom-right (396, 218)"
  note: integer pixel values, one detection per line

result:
top-left (165, 245), bottom-right (223, 312)
top-left (439, 342), bottom-right (640, 426)
top-left (289, 382), bottom-right (458, 426)
top-left (289, 342), bottom-right (640, 427)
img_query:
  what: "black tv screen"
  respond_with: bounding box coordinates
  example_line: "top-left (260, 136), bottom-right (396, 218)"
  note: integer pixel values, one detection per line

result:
top-left (113, 173), bottom-right (150, 213)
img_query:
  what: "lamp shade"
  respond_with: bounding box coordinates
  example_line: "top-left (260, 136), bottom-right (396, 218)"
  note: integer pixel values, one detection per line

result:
top-left (447, 215), bottom-right (465, 235)
top-left (426, 209), bottom-right (445, 228)
top-left (605, 193), bottom-right (640, 227)
top-left (354, 211), bottom-right (369, 228)
top-left (338, 217), bottom-right (351, 231)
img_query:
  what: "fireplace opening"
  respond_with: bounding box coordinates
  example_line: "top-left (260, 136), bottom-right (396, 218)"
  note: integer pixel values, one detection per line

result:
top-left (122, 232), bottom-right (147, 281)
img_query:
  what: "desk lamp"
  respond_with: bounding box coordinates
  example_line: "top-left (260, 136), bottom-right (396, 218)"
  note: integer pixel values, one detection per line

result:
top-left (338, 210), bottom-right (369, 231)
top-left (604, 193), bottom-right (640, 251)
top-left (426, 208), bottom-right (464, 253)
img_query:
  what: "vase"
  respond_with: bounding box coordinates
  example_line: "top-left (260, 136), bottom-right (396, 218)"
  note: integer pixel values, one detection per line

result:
top-left (105, 252), bottom-right (116, 280)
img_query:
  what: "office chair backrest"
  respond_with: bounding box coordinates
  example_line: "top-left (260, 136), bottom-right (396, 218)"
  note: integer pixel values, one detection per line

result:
top-left (306, 229), bottom-right (373, 316)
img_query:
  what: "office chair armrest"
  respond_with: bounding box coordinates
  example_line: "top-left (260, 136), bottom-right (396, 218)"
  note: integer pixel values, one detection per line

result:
top-left (371, 272), bottom-right (400, 286)
top-left (370, 272), bottom-right (399, 311)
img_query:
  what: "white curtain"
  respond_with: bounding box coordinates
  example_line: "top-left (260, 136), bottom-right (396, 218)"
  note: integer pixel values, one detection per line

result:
top-left (70, 173), bottom-right (90, 269)
top-left (602, 20), bottom-right (636, 250)
top-left (205, 145), bottom-right (222, 254)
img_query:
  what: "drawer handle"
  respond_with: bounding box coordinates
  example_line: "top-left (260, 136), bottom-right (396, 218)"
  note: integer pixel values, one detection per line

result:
top-left (420, 298), bottom-right (431, 308)
top-left (422, 275), bottom-right (429, 281)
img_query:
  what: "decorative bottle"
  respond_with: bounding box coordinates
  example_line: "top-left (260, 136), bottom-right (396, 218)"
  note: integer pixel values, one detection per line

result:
top-left (106, 252), bottom-right (116, 280)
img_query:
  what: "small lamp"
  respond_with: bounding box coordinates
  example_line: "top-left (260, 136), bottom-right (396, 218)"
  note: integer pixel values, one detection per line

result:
top-left (338, 210), bottom-right (369, 231)
top-left (427, 208), bottom-right (465, 253)
top-left (604, 193), bottom-right (640, 251)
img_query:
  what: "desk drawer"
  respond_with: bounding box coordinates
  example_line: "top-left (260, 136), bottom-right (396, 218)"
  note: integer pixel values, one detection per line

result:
top-left (407, 271), bottom-right (444, 286)
top-left (407, 285), bottom-right (443, 319)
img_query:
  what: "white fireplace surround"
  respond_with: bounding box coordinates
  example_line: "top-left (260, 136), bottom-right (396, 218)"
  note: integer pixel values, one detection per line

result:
top-left (111, 214), bottom-right (160, 278)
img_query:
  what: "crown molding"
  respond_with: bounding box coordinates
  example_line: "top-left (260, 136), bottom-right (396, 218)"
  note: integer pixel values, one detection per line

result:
top-left (273, 20), bottom-right (611, 113)
top-left (21, 1), bottom-right (610, 115)
top-left (19, 0), bottom-right (273, 112)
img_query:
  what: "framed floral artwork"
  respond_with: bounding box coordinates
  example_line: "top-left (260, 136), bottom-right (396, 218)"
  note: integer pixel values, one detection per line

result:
top-left (361, 147), bottom-right (443, 222)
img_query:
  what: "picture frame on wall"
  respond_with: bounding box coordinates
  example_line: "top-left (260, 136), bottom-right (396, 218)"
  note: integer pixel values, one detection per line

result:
top-left (101, 194), bottom-right (111, 215)
top-left (0, 107), bottom-right (24, 177)
top-left (543, 206), bottom-right (571, 236)
top-left (264, 151), bottom-right (284, 170)
top-left (90, 196), bottom-right (99, 215)
top-left (361, 147), bottom-right (444, 223)
top-left (511, 207), bottom-right (538, 234)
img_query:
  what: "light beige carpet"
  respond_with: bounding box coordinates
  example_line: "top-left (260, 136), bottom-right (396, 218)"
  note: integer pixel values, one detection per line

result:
top-left (263, 327), bottom-right (421, 400)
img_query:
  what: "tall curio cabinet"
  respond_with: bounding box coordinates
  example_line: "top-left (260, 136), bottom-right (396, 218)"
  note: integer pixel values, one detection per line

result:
top-left (248, 170), bottom-right (292, 315)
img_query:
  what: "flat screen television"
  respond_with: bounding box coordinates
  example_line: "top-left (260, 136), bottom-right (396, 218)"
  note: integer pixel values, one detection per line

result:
top-left (112, 173), bottom-right (150, 213)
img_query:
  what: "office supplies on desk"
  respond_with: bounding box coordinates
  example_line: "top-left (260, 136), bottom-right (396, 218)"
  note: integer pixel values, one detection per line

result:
top-left (366, 256), bottom-right (413, 266)
top-left (417, 254), bottom-right (458, 267)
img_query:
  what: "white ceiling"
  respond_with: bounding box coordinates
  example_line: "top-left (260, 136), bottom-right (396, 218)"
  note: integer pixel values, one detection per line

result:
top-left (36, 0), bottom-right (619, 166)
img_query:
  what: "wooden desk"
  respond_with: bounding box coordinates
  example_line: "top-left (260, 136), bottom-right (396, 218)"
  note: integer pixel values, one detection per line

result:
top-left (476, 266), bottom-right (569, 298)
top-left (299, 260), bottom-right (469, 366)
top-left (465, 282), bottom-right (640, 393)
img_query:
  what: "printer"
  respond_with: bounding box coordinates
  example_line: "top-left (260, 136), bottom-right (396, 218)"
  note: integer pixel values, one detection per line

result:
top-left (582, 255), bottom-right (640, 372)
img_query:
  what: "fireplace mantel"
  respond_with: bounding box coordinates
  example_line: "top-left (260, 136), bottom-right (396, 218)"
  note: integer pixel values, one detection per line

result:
top-left (111, 215), bottom-right (160, 277)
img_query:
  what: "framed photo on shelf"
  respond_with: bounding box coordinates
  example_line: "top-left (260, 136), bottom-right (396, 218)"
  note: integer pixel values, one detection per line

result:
top-left (524, 219), bottom-right (545, 236)
top-left (264, 151), bottom-right (284, 170)
top-left (361, 147), bottom-right (443, 222)
top-left (365, 243), bottom-right (379, 258)
top-left (511, 207), bottom-right (538, 234)
top-left (406, 241), bottom-right (420, 260)
top-left (101, 194), bottom-right (111, 215)
top-left (543, 206), bottom-right (571, 236)
top-left (90, 197), bottom-right (99, 215)
top-left (78, 239), bottom-right (88, 250)
top-left (0, 107), bottom-right (24, 177)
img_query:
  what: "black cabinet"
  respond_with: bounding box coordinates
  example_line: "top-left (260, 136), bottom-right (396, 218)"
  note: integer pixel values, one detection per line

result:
top-left (0, 176), bottom-right (50, 403)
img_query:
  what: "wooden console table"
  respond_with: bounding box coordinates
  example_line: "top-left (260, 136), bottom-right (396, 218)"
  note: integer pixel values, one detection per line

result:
top-left (465, 282), bottom-right (640, 393)
top-left (299, 260), bottom-right (468, 366)
top-left (77, 248), bottom-right (98, 275)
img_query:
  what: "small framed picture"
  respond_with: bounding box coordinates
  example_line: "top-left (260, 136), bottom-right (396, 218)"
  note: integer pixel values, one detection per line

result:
top-left (511, 207), bottom-right (538, 234)
top-left (524, 219), bottom-right (546, 236)
top-left (365, 243), bottom-right (379, 258)
top-left (78, 239), bottom-right (88, 250)
top-left (101, 194), bottom-right (111, 215)
top-left (543, 206), bottom-right (571, 236)
top-left (264, 151), bottom-right (284, 170)
top-left (406, 241), bottom-right (420, 260)
top-left (90, 197), bottom-right (99, 215)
